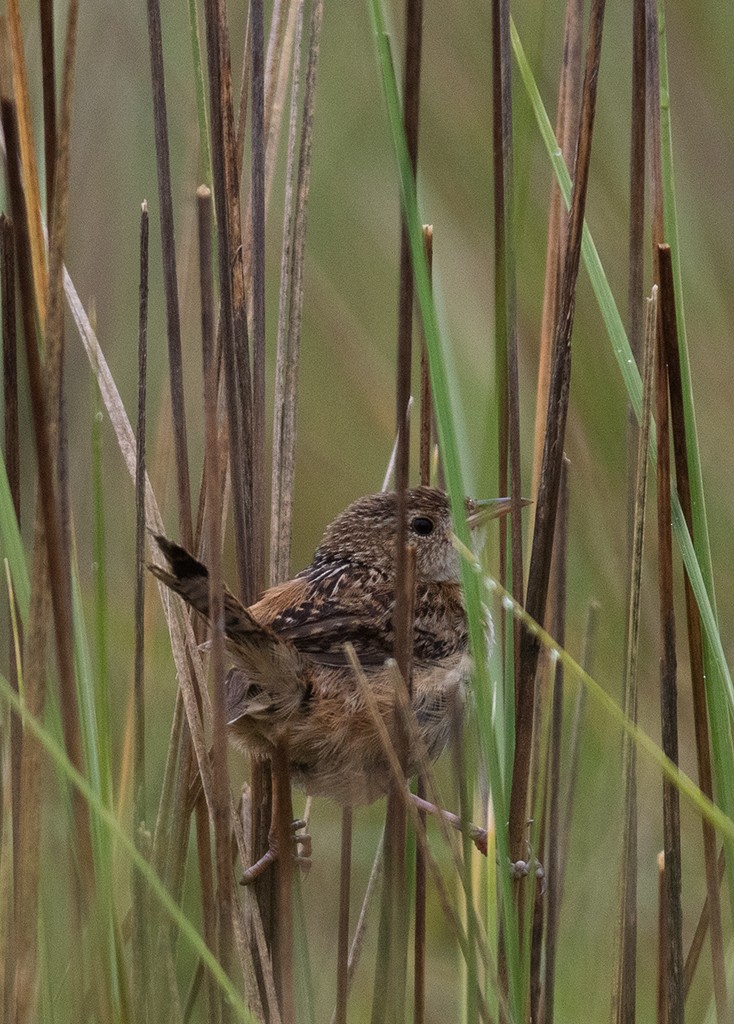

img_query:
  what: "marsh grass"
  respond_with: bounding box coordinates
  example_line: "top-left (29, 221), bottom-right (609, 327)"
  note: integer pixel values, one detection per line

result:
top-left (1, 0), bottom-right (733, 1022)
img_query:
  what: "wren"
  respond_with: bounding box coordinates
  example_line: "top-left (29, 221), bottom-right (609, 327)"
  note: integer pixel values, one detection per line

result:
top-left (151, 487), bottom-right (511, 809)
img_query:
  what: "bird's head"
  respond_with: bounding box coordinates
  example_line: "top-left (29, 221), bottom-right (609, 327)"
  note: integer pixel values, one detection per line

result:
top-left (315, 486), bottom-right (522, 583)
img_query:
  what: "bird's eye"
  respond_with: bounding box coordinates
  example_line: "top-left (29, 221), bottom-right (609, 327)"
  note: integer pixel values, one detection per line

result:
top-left (411, 516), bottom-right (434, 536)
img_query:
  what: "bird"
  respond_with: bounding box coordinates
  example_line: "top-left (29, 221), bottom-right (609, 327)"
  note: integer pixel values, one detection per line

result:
top-left (150, 486), bottom-right (514, 865)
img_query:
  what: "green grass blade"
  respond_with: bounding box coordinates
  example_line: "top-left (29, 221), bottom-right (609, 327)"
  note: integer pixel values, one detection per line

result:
top-left (369, 5), bottom-right (523, 1016)
top-left (656, 0), bottom-right (734, 925)
top-left (0, 453), bottom-right (30, 620)
top-left (510, 19), bottom-right (734, 717)
top-left (187, 0), bottom-right (213, 188)
top-left (450, 546), bottom-right (734, 847)
top-left (0, 670), bottom-right (257, 1023)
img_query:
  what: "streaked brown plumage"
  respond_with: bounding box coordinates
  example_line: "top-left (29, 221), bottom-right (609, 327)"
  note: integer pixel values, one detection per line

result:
top-left (151, 486), bottom-right (510, 807)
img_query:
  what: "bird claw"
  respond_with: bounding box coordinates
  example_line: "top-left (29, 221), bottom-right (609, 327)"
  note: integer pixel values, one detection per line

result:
top-left (508, 843), bottom-right (545, 893)
top-left (239, 819), bottom-right (312, 885)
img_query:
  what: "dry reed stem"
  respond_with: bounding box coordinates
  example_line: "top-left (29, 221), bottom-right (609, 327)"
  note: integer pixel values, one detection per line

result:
top-left (57, 241), bottom-right (280, 1022)
top-left (375, 3), bottom-right (424, 1017)
top-left (644, 0), bottom-right (664, 248)
top-left (656, 851), bottom-right (666, 1024)
top-left (133, 200), bottom-right (151, 1024)
top-left (491, 0), bottom-right (523, 663)
top-left (3, 55), bottom-right (94, 892)
top-left (198, 181), bottom-right (226, 1024)
top-left (198, 178), bottom-right (236, 1022)
top-left (418, 224), bottom-right (433, 488)
top-left (12, 514), bottom-right (50, 1024)
top-left (623, 0), bottom-right (648, 653)
top-left (345, 648), bottom-right (494, 1024)
top-left (612, 289), bottom-right (657, 1024)
top-left (659, 243), bottom-right (726, 1018)
top-left (415, 221), bottom-right (433, 1024)
top-left (684, 847), bottom-right (725, 997)
top-left (273, 742), bottom-right (296, 1024)
top-left (195, 789), bottom-right (221, 1024)
top-left (39, 0), bottom-right (56, 217)
top-left (511, 0), bottom-right (607, 862)
top-left (199, 0), bottom-right (298, 574)
top-left (242, 0), bottom-right (300, 309)
top-left (539, 455), bottom-right (569, 1024)
top-left (4, 2), bottom-right (48, 319)
top-left (627, 0), bottom-right (646, 366)
top-left (1, 215), bottom-right (21, 873)
top-left (46, 0), bottom-right (81, 815)
top-left (204, 0), bottom-right (268, 970)
top-left (529, 0), bottom-right (583, 525)
top-left (270, 0), bottom-right (310, 586)
top-left (335, 806), bottom-right (353, 1024)
top-left (204, 0), bottom-right (255, 600)
top-left (329, 838), bottom-right (383, 1024)
top-left (145, 0), bottom-right (193, 549)
top-left (556, 599), bottom-right (600, 903)
top-left (655, 256), bottom-right (683, 1024)
top-left (251, 0), bottom-right (267, 594)
top-left (235, 4), bottom-right (252, 180)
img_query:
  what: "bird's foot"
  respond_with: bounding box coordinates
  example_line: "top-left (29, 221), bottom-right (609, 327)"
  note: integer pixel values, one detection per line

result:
top-left (409, 793), bottom-right (488, 857)
top-left (509, 844), bottom-right (545, 893)
top-left (240, 819), bottom-right (312, 885)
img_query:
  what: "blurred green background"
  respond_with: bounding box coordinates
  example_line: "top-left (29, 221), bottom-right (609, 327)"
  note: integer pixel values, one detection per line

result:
top-left (10, 0), bottom-right (734, 1018)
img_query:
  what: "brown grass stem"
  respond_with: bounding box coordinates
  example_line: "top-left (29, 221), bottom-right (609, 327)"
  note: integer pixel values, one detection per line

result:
top-left (270, 0), bottom-right (316, 586)
top-left (375, 4), bottom-right (424, 1018)
top-left (540, 455), bottom-right (569, 1024)
top-left (39, 0), bottom-right (56, 218)
top-left (329, 838), bottom-right (383, 1024)
top-left (194, 792), bottom-right (221, 1024)
top-left (625, 0), bottom-right (647, 588)
top-left (530, 0), bottom-right (582, 521)
top-left (511, 0), bottom-right (607, 862)
top-left (13, 515), bottom-right (50, 1024)
top-left (1, 214), bottom-right (21, 872)
top-left (2, 57), bottom-right (94, 891)
top-left (345, 648), bottom-right (494, 1024)
top-left (335, 806), bottom-right (353, 1024)
top-left (145, 0), bottom-right (193, 550)
top-left (203, 0), bottom-right (255, 599)
top-left (656, 851), bottom-right (666, 1024)
top-left (655, 259), bottom-right (683, 1024)
top-left (133, 199), bottom-right (151, 1024)
top-left (234, 4), bottom-right (251, 181)
top-left (612, 289), bottom-right (657, 1024)
top-left (415, 220), bottom-right (433, 1024)
top-left (4, 1), bottom-right (48, 318)
top-left (203, 0), bottom-right (266, 963)
top-left (684, 847), bottom-right (725, 998)
top-left (491, 0), bottom-right (523, 655)
top-left (627, 0), bottom-right (646, 366)
top-left (250, 0), bottom-right (267, 596)
top-left (418, 224), bottom-right (433, 489)
top-left (659, 243), bottom-right (726, 1019)
top-left (644, 0), bottom-right (663, 248)
top-left (200, 177), bottom-right (235, 1022)
top-left (273, 742), bottom-right (296, 1024)
top-left (557, 599), bottom-right (599, 902)
top-left (242, 0), bottom-right (300, 313)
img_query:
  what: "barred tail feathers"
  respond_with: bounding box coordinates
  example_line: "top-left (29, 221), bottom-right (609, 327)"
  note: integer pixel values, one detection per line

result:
top-left (150, 535), bottom-right (313, 726)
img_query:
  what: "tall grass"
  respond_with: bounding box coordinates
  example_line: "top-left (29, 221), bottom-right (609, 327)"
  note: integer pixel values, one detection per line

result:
top-left (1, 0), bottom-right (733, 1022)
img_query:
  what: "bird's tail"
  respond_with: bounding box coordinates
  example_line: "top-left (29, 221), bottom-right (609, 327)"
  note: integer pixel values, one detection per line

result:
top-left (150, 536), bottom-right (312, 727)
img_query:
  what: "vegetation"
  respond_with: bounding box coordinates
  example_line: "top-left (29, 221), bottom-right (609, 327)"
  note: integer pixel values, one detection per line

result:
top-left (1, 0), bottom-right (733, 1021)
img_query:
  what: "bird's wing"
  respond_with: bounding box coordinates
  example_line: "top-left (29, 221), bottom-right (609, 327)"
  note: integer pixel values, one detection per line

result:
top-left (251, 560), bottom-right (395, 667)
top-left (150, 536), bottom-right (313, 721)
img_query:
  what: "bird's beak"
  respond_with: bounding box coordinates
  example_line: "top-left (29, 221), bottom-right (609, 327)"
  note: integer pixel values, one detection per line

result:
top-left (467, 496), bottom-right (531, 528)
